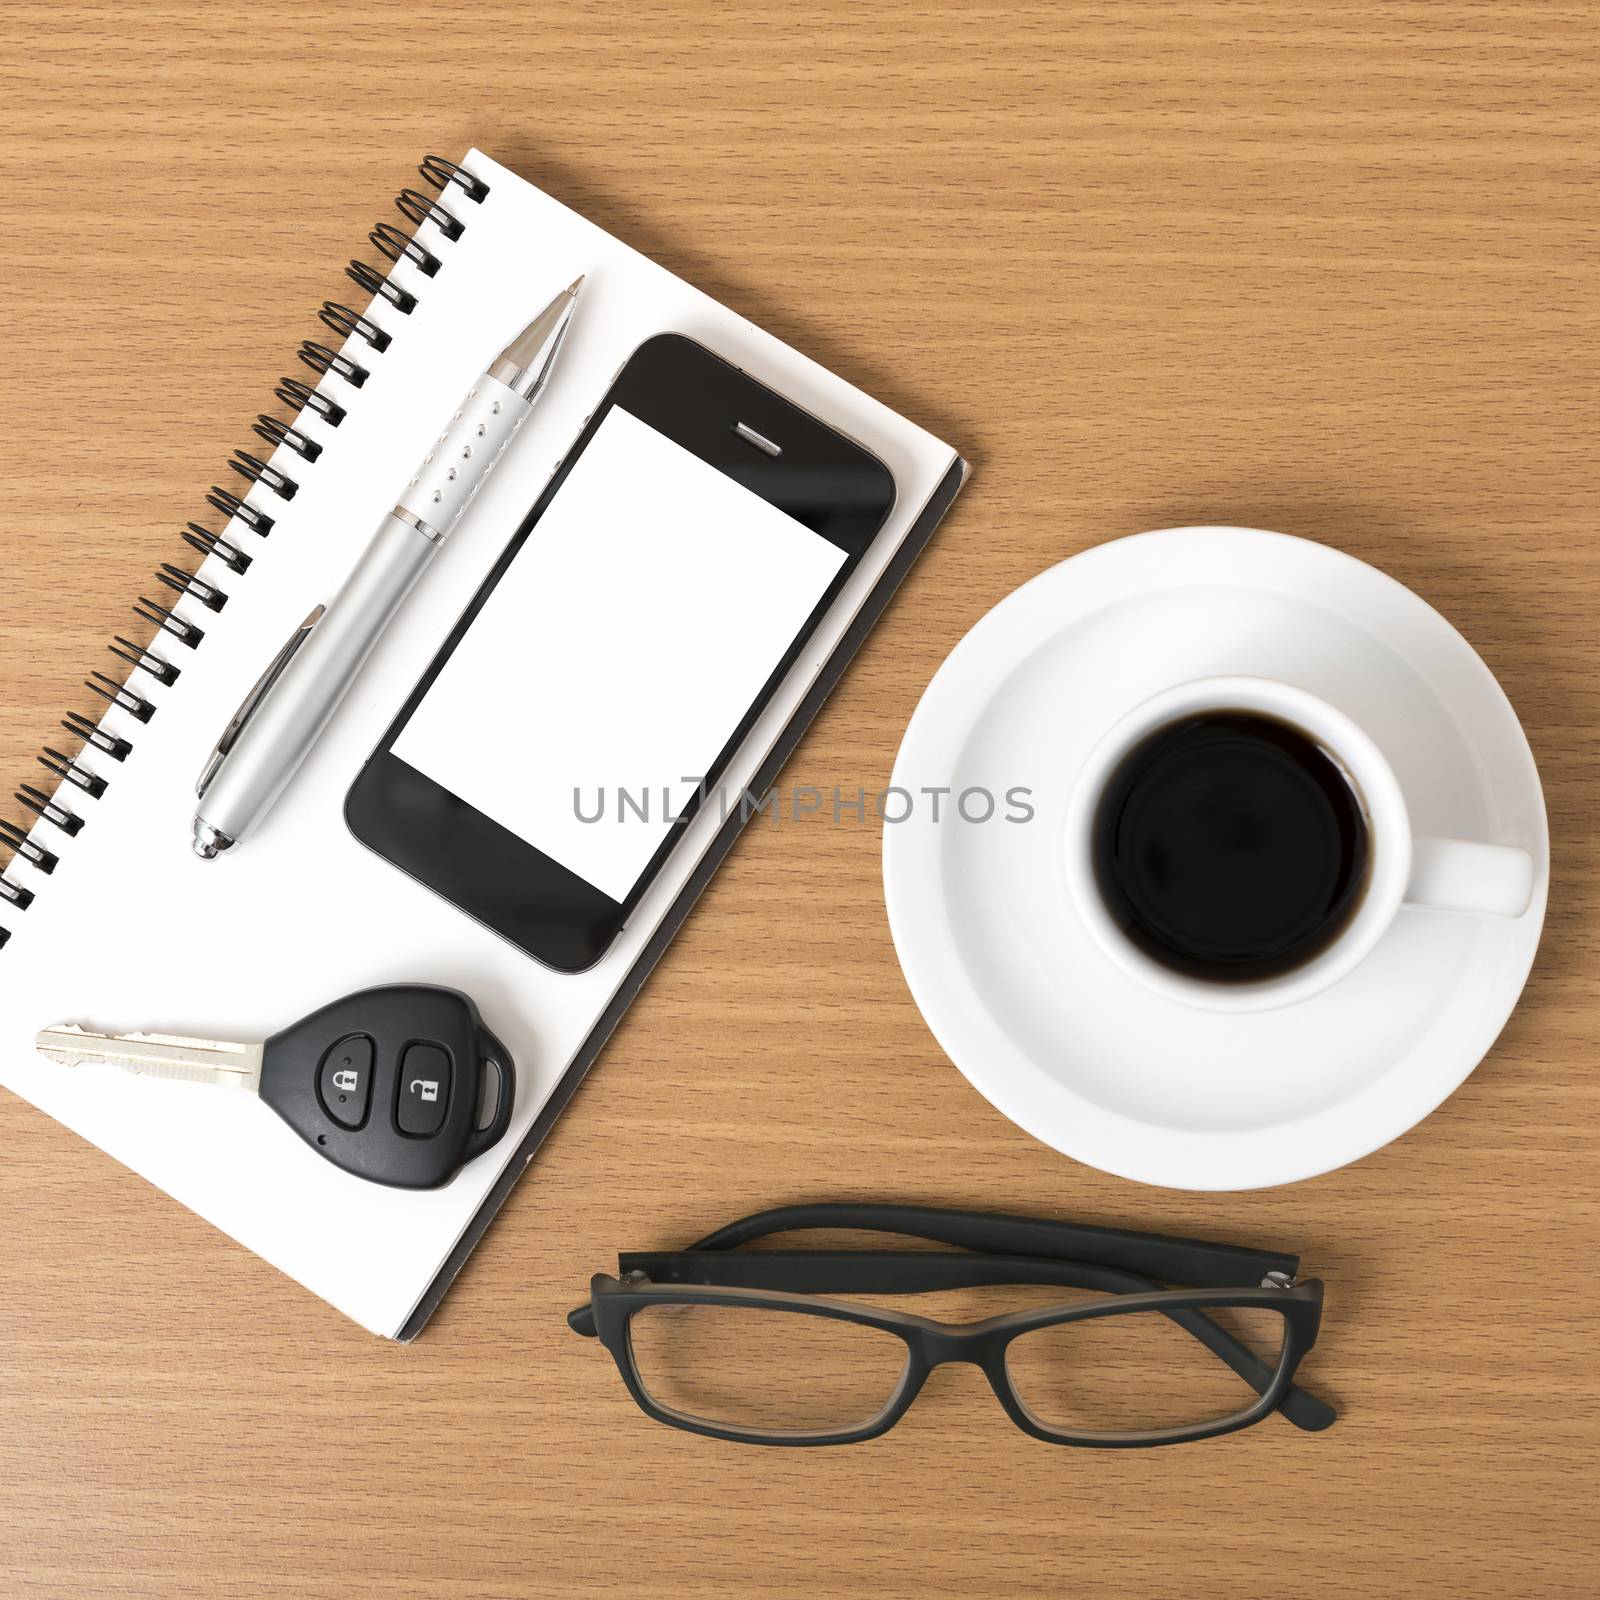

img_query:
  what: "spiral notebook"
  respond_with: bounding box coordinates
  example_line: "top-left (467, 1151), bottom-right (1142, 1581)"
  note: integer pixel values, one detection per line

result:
top-left (0, 150), bottom-right (967, 1338)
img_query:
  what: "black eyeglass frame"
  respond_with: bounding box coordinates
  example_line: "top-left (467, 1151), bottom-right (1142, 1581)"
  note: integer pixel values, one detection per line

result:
top-left (570, 1203), bottom-right (1332, 1449)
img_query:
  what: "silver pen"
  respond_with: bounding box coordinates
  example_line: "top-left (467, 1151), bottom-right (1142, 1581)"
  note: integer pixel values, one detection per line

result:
top-left (192, 275), bottom-right (584, 859)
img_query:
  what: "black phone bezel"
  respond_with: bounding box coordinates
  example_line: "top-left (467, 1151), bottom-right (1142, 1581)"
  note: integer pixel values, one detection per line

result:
top-left (345, 332), bottom-right (897, 972)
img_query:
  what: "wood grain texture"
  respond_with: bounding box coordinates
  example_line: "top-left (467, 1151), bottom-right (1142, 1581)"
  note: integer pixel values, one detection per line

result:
top-left (1, 3), bottom-right (1596, 1595)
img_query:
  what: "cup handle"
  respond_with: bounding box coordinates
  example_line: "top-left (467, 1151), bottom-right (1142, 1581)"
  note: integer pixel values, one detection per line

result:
top-left (1405, 836), bottom-right (1535, 918)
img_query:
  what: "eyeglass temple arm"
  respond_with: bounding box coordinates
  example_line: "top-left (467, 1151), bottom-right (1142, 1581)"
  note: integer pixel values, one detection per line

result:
top-left (590, 1247), bottom-right (1333, 1433)
top-left (687, 1203), bottom-right (1303, 1287)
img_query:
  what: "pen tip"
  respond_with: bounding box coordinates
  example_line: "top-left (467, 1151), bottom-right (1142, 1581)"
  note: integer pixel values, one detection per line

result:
top-left (566, 275), bottom-right (585, 296)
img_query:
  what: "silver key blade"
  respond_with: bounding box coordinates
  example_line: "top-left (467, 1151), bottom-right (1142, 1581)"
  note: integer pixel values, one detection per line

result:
top-left (35, 1023), bottom-right (263, 1092)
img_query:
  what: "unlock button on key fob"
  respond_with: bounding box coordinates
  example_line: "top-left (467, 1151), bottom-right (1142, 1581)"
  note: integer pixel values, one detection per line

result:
top-left (319, 1036), bottom-right (374, 1129)
top-left (398, 1043), bottom-right (451, 1137)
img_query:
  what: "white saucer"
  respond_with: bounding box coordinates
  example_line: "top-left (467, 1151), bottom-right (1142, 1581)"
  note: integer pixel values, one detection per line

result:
top-left (883, 527), bottom-right (1548, 1190)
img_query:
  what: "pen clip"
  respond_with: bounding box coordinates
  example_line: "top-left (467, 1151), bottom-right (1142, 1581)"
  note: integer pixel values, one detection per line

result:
top-left (195, 605), bottom-right (325, 799)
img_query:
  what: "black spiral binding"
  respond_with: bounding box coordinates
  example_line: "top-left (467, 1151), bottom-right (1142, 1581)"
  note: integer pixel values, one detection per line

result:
top-left (346, 259), bottom-right (417, 316)
top-left (133, 596), bottom-right (206, 648)
top-left (274, 376), bottom-right (345, 428)
top-left (395, 189), bottom-right (465, 241)
top-left (1, 154), bottom-right (488, 951)
top-left (61, 713), bottom-right (131, 763)
top-left (182, 522), bottom-right (251, 575)
top-left (157, 563), bottom-right (228, 613)
top-left (230, 448), bottom-right (299, 500)
top-left (318, 302), bottom-right (391, 353)
top-left (298, 340), bottom-right (369, 389)
top-left (86, 670), bottom-right (156, 722)
top-left (109, 635), bottom-right (180, 687)
top-left (39, 749), bottom-right (107, 800)
top-left (203, 487), bottom-right (271, 539)
top-left (0, 820), bottom-right (56, 875)
top-left (253, 413), bottom-right (323, 462)
top-left (370, 223), bottom-right (441, 279)
top-left (419, 155), bottom-right (490, 203)
top-left (16, 785), bottom-right (83, 836)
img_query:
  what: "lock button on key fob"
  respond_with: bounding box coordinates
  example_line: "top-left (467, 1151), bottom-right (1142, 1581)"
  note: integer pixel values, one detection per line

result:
top-left (319, 1035), bottom-right (375, 1129)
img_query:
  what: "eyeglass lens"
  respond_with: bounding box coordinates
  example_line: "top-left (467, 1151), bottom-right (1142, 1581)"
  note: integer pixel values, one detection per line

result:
top-left (627, 1303), bottom-right (909, 1437)
top-left (1005, 1304), bottom-right (1288, 1433)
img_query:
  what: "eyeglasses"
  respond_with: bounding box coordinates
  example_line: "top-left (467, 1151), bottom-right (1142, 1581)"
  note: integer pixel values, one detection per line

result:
top-left (568, 1203), bottom-right (1334, 1447)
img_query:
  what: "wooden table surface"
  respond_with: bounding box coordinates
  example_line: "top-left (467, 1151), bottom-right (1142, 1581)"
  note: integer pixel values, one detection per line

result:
top-left (2, 4), bottom-right (1596, 1596)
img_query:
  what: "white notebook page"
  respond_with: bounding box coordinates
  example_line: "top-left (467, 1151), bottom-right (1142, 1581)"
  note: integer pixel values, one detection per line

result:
top-left (0, 150), bottom-right (959, 1337)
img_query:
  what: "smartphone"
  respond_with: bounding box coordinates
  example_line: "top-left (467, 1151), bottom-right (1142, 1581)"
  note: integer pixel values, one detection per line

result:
top-left (345, 333), bottom-right (898, 972)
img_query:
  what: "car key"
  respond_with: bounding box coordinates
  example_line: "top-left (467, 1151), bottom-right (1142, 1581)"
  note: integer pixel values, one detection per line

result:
top-left (34, 984), bottom-right (515, 1190)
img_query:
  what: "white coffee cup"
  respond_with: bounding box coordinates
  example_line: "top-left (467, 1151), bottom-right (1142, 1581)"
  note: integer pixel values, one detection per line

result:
top-left (1062, 676), bottom-right (1535, 1013)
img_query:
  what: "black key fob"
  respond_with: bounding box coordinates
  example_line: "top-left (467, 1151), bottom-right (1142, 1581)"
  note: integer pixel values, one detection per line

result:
top-left (260, 984), bottom-right (516, 1189)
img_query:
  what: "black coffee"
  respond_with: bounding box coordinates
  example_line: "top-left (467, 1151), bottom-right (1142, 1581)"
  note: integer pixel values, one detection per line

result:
top-left (1091, 711), bottom-right (1370, 983)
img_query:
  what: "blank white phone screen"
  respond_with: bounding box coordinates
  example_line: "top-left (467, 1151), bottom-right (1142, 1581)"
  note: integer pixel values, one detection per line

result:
top-left (391, 405), bottom-right (848, 902)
